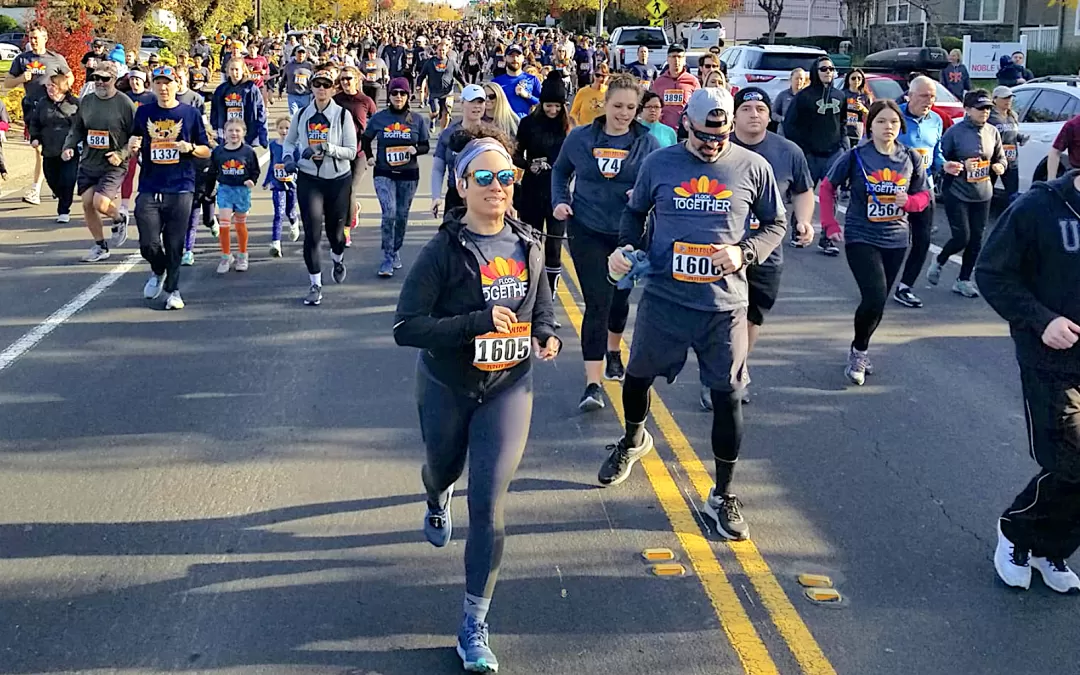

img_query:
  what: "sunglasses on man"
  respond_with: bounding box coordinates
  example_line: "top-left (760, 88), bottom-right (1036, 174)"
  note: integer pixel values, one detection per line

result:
top-left (89, 74), bottom-right (114, 83)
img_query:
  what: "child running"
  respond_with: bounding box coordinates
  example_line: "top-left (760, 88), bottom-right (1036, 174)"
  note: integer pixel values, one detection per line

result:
top-left (209, 118), bottom-right (261, 273)
top-left (264, 116), bottom-right (300, 257)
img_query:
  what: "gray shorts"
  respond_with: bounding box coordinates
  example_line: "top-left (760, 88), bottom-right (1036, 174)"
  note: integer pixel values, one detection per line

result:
top-left (626, 292), bottom-right (750, 392)
top-left (76, 165), bottom-right (126, 198)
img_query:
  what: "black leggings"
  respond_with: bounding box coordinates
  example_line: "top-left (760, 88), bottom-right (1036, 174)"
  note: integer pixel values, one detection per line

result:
top-left (42, 155), bottom-right (78, 216)
top-left (567, 220), bottom-right (630, 361)
top-left (939, 198), bottom-right (991, 282)
top-left (298, 172), bottom-right (352, 276)
top-left (135, 192), bottom-right (193, 294)
top-left (845, 243), bottom-right (907, 352)
top-left (418, 363), bottom-right (532, 600)
top-left (518, 188), bottom-right (565, 294)
top-left (900, 198), bottom-right (933, 287)
top-left (623, 374), bottom-right (743, 494)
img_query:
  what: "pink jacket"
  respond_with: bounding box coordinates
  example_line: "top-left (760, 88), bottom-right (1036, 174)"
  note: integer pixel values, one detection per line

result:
top-left (650, 69), bottom-right (700, 130)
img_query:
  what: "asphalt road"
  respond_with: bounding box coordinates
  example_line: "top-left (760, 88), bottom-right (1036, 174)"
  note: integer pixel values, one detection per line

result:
top-left (0, 104), bottom-right (1077, 675)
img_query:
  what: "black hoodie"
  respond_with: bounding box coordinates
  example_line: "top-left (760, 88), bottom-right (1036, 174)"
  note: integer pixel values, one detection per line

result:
top-left (976, 171), bottom-right (1080, 374)
top-left (394, 209), bottom-right (561, 399)
top-left (783, 56), bottom-right (849, 157)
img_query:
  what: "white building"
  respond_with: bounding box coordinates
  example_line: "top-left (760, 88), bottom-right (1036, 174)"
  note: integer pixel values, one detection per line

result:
top-left (719, 0), bottom-right (845, 42)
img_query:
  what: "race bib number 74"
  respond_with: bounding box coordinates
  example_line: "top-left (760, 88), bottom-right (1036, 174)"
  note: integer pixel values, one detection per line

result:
top-left (474, 322), bottom-right (532, 371)
top-left (593, 148), bottom-right (628, 179)
top-left (672, 242), bottom-right (722, 283)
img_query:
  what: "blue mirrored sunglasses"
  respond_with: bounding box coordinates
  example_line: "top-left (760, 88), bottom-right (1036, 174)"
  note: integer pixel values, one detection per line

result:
top-left (467, 169), bottom-right (516, 187)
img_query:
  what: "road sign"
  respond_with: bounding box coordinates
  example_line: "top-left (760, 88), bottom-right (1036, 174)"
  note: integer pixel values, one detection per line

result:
top-left (649, 17), bottom-right (664, 26)
top-left (647, 0), bottom-right (669, 18)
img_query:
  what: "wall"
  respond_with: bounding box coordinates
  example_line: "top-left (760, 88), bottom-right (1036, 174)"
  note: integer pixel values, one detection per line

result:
top-left (719, 0), bottom-right (844, 41)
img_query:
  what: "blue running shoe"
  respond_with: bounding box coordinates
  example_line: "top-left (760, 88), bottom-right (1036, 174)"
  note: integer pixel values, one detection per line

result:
top-left (377, 253), bottom-right (394, 278)
top-left (423, 484), bottom-right (453, 547)
top-left (457, 615), bottom-right (498, 672)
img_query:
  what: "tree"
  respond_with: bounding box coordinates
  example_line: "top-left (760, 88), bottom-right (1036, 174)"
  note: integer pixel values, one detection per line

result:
top-left (756, 0), bottom-right (783, 43)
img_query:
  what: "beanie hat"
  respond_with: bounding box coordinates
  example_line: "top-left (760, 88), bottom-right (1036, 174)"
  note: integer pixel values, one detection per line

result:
top-left (733, 86), bottom-right (772, 113)
top-left (388, 76), bottom-right (411, 94)
top-left (540, 70), bottom-right (566, 104)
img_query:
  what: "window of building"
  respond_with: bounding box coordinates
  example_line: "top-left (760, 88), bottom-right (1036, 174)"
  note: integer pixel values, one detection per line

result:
top-left (885, 0), bottom-right (910, 23)
top-left (961, 0), bottom-right (1003, 23)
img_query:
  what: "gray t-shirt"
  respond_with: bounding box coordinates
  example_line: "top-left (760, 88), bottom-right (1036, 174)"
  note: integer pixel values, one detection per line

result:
top-left (825, 140), bottom-right (927, 249)
top-left (940, 118), bottom-right (1004, 203)
top-left (734, 131), bottom-right (811, 267)
top-left (626, 143), bottom-right (786, 312)
top-left (9, 49), bottom-right (71, 104)
top-left (463, 225), bottom-right (530, 314)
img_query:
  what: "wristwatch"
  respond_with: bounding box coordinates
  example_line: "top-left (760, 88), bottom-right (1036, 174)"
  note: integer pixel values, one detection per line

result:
top-left (738, 243), bottom-right (757, 268)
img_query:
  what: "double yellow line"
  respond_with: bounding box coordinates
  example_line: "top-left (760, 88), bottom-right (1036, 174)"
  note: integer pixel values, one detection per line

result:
top-left (555, 251), bottom-right (837, 675)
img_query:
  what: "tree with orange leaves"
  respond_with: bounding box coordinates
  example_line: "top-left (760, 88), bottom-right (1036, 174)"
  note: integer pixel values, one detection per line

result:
top-left (30, 0), bottom-right (96, 94)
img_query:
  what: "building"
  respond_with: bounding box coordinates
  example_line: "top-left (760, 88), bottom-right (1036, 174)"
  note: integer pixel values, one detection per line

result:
top-left (718, 0), bottom-right (845, 43)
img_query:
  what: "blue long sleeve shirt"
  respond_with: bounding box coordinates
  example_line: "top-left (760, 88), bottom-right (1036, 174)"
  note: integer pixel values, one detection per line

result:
top-left (492, 72), bottom-right (541, 118)
top-left (899, 103), bottom-right (945, 190)
top-left (263, 139), bottom-right (297, 191)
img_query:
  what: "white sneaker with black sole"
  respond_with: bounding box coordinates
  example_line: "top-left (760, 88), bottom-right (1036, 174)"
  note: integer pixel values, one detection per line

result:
top-left (994, 521), bottom-right (1032, 590)
top-left (703, 492), bottom-right (750, 541)
top-left (111, 209), bottom-right (129, 248)
top-left (1031, 556), bottom-right (1080, 594)
top-left (82, 244), bottom-right (110, 263)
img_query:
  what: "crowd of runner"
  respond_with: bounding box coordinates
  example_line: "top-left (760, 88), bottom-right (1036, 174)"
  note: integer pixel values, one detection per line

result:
top-left (4, 16), bottom-right (1080, 674)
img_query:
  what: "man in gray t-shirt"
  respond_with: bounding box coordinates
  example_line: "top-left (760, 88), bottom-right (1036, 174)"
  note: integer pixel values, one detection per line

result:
top-left (4, 24), bottom-right (72, 206)
top-left (599, 88), bottom-right (786, 544)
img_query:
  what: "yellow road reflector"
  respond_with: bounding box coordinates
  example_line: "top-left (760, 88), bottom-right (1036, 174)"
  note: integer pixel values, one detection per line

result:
top-left (649, 563), bottom-right (687, 577)
top-left (797, 574), bottom-right (834, 589)
top-left (642, 548), bottom-right (676, 562)
top-left (804, 588), bottom-right (842, 603)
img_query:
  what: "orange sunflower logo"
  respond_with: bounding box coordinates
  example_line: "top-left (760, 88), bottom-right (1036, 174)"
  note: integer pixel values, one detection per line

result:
top-left (224, 92), bottom-right (243, 104)
top-left (674, 176), bottom-right (734, 199)
top-left (308, 122), bottom-right (329, 133)
top-left (222, 159), bottom-right (244, 171)
top-left (384, 122), bottom-right (411, 133)
top-left (480, 257), bottom-right (528, 285)
top-left (867, 168), bottom-right (907, 186)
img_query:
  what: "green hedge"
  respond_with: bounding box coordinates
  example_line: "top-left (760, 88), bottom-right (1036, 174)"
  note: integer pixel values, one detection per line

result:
top-left (0, 16), bottom-right (19, 33)
top-left (1028, 47), bottom-right (1080, 77)
top-left (940, 36), bottom-right (963, 53)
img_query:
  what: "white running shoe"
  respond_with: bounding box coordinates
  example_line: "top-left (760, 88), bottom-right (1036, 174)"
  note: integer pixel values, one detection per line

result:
top-left (1031, 556), bottom-right (1080, 594)
top-left (56, 213), bottom-right (71, 224)
top-left (22, 185), bottom-right (41, 205)
top-left (216, 254), bottom-right (233, 274)
top-left (289, 220), bottom-right (301, 242)
top-left (994, 521), bottom-right (1032, 590)
top-left (269, 241), bottom-right (282, 257)
top-left (164, 290), bottom-right (185, 310)
top-left (235, 252), bottom-right (249, 272)
top-left (82, 244), bottom-right (110, 263)
top-left (110, 210), bottom-right (129, 248)
top-left (143, 272), bottom-right (164, 300)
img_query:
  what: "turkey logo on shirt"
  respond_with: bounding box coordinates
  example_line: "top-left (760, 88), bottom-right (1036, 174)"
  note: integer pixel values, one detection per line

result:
top-left (673, 176), bottom-right (732, 213)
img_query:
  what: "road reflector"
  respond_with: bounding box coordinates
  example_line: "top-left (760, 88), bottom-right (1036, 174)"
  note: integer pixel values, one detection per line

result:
top-left (642, 548), bottom-right (676, 562)
top-left (797, 574), bottom-right (834, 588)
top-left (804, 588), bottom-right (842, 603)
top-left (649, 563), bottom-right (686, 577)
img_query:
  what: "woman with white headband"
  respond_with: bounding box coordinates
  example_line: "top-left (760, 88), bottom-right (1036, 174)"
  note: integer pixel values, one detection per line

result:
top-left (393, 137), bottom-right (561, 673)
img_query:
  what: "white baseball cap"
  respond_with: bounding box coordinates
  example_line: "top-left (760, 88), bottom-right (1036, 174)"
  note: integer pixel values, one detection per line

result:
top-left (461, 84), bottom-right (486, 102)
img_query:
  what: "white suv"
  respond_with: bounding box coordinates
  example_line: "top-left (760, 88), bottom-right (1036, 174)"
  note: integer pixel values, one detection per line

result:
top-left (1008, 77), bottom-right (1080, 192)
top-left (719, 44), bottom-right (828, 103)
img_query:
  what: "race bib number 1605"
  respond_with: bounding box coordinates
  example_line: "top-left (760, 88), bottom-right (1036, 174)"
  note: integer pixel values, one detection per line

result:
top-left (474, 322), bottom-right (532, 371)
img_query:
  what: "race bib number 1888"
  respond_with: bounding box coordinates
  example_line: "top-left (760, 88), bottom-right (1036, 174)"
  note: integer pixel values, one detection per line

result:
top-left (672, 242), bottom-right (722, 283)
top-left (474, 322), bottom-right (532, 371)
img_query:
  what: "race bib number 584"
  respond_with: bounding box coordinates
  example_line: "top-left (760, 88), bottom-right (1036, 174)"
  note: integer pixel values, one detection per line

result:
top-left (474, 322), bottom-right (532, 371)
top-left (672, 242), bottom-right (722, 283)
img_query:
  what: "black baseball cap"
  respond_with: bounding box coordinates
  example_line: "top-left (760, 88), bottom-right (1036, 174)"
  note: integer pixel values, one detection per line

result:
top-left (506, 44), bottom-right (523, 55)
top-left (667, 44), bottom-right (686, 55)
top-left (963, 89), bottom-right (992, 109)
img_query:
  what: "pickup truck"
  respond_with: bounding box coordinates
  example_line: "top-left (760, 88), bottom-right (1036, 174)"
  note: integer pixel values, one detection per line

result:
top-left (608, 25), bottom-right (710, 75)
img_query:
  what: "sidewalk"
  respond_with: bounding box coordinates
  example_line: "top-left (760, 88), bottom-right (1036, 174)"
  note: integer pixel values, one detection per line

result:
top-left (1, 123), bottom-right (39, 198)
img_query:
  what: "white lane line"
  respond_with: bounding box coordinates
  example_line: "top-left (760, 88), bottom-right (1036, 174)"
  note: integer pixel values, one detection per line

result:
top-left (821, 196), bottom-right (963, 266)
top-left (0, 254), bottom-right (141, 373)
top-left (0, 149), bottom-right (273, 375)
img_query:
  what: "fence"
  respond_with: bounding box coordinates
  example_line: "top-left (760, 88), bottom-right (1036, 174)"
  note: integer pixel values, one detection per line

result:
top-left (1021, 25), bottom-right (1060, 53)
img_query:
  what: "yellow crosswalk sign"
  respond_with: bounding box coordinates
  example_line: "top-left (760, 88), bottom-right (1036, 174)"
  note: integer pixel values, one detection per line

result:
top-left (649, 17), bottom-right (664, 26)
top-left (647, 0), bottom-right (669, 18)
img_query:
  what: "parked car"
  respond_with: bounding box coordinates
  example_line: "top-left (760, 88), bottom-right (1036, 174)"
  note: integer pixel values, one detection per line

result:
top-left (608, 26), bottom-right (670, 72)
top-left (0, 32), bottom-right (26, 50)
top-left (843, 73), bottom-right (964, 130)
top-left (0, 42), bottom-right (18, 61)
top-left (1009, 77), bottom-right (1080, 191)
top-left (720, 44), bottom-right (828, 102)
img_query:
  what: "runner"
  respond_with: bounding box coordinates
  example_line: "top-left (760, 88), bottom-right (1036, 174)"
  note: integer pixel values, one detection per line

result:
top-left (27, 71), bottom-right (79, 224)
top-left (783, 55), bottom-right (848, 256)
top-left (393, 136), bottom-right (560, 673)
top-left (602, 88), bottom-right (786, 544)
top-left (118, 69), bottom-right (155, 219)
top-left (282, 46), bottom-right (315, 115)
top-left (334, 65), bottom-right (377, 248)
top-left (551, 73), bottom-right (660, 411)
top-left (976, 161), bottom-right (1080, 595)
top-left (639, 91), bottom-right (678, 146)
top-left (514, 72), bottom-right (570, 304)
top-left (701, 87), bottom-right (814, 409)
top-left (928, 89), bottom-right (1005, 299)
top-left (415, 39), bottom-right (463, 132)
top-left (208, 118), bottom-right (261, 274)
top-left (840, 69), bottom-right (871, 146)
top-left (818, 100), bottom-right (931, 385)
top-left (481, 83), bottom-right (520, 137)
top-left (771, 68), bottom-right (807, 135)
top-left (431, 83), bottom-right (488, 216)
top-left (362, 77), bottom-right (430, 277)
top-left (61, 60), bottom-right (135, 262)
top-left (210, 58), bottom-right (269, 148)
top-left (649, 45), bottom-right (699, 131)
top-left (4, 23), bottom-right (72, 206)
top-left (359, 45), bottom-right (390, 105)
top-left (569, 63), bottom-right (608, 127)
top-left (284, 66), bottom-right (358, 306)
top-left (989, 85), bottom-right (1025, 205)
top-left (264, 117), bottom-right (301, 257)
top-left (128, 65), bottom-right (212, 310)
top-left (624, 46), bottom-right (658, 85)
top-left (492, 45), bottom-right (540, 119)
top-left (893, 76), bottom-right (945, 309)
